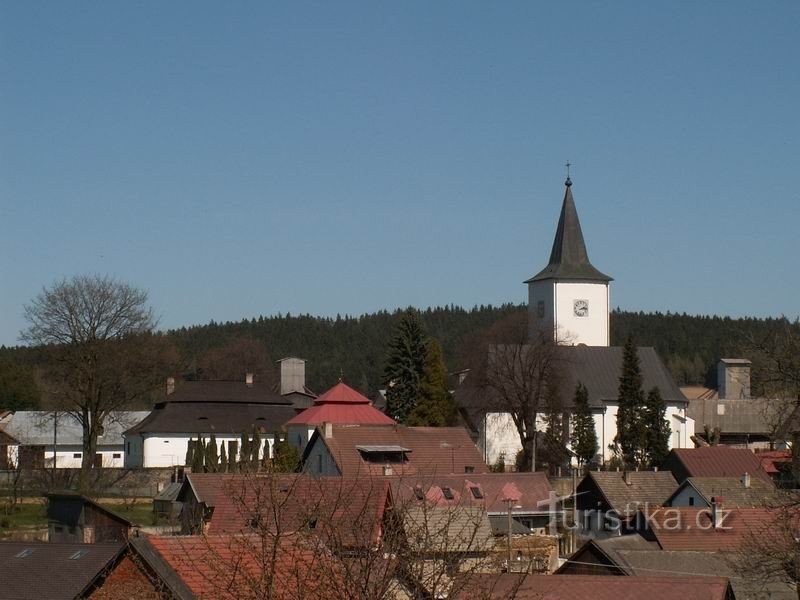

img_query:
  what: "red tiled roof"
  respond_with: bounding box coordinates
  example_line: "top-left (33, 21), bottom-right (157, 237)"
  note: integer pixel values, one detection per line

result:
top-left (316, 425), bottom-right (489, 477)
top-left (666, 447), bottom-right (774, 483)
top-left (185, 473), bottom-right (390, 549)
top-left (756, 449), bottom-right (792, 474)
top-left (644, 506), bottom-right (784, 551)
top-left (457, 574), bottom-right (733, 600)
top-left (146, 533), bottom-right (344, 600)
top-left (391, 472), bottom-right (553, 514)
top-left (285, 381), bottom-right (396, 426)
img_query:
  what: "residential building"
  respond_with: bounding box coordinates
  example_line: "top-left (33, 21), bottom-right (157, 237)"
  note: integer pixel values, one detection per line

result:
top-left (1, 411), bottom-right (149, 469)
top-left (665, 475), bottom-right (782, 508)
top-left (46, 492), bottom-right (134, 544)
top-left (285, 379), bottom-right (396, 450)
top-left (123, 375), bottom-right (298, 468)
top-left (661, 446), bottom-right (774, 485)
top-left (301, 424), bottom-right (490, 477)
top-left (0, 428), bottom-right (18, 469)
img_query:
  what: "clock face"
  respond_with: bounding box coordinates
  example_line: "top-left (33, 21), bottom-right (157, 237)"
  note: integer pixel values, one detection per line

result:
top-left (573, 299), bottom-right (589, 317)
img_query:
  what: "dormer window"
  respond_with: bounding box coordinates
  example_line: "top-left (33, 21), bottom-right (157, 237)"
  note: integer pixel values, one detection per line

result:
top-left (356, 445), bottom-right (410, 464)
top-left (441, 487), bottom-right (455, 501)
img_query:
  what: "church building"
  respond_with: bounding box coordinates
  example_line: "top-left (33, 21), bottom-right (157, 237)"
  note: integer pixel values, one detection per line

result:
top-left (457, 176), bottom-right (695, 467)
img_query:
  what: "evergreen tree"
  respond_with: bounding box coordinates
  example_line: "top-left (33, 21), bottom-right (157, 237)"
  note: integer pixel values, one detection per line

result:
top-left (614, 337), bottom-right (646, 468)
top-left (185, 438), bottom-right (195, 467)
top-left (570, 383), bottom-right (598, 467)
top-left (273, 436), bottom-right (300, 472)
top-left (383, 309), bottom-right (428, 422)
top-left (240, 431), bottom-right (250, 471)
top-left (642, 387), bottom-right (671, 467)
top-left (227, 441), bottom-right (237, 472)
top-left (219, 441), bottom-right (228, 473)
top-left (407, 340), bottom-right (458, 426)
top-left (192, 437), bottom-right (205, 473)
top-left (206, 434), bottom-right (219, 473)
top-left (251, 426), bottom-right (262, 470)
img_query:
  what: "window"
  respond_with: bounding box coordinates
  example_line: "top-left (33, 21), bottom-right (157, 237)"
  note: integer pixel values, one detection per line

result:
top-left (441, 487), bottom-right (454, 500)
top-left (15, 549), bottom-right (34, 558)
top-left (73, 453), bottom-right (82, 459)
top-left (163, 440), bottom-right (170, 443)
top-left (470, 486), bottom-right (484, 500)
top-left (54, 526), bottom-right (64, 533)
top-left (689, 496), bottom-right (695, 506)
top-left (112, 453), bottom-right (121, 459)
top-left (413, 486), bottom-right (425, 501)
top-left (464, 466), bottom-right (474, 474)
top-left (317, 454), bottom-right (323, 473)
top-left (69, 550), bottom-right (89, 560)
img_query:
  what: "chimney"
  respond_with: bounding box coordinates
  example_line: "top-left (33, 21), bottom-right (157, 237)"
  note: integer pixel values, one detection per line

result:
top-left (279, 357), bottom-right (306, 395)
top-left (245, 372), bottom-right (254, 387)
top-left (623, 471), bottom-right (632, 485)
top-left (166, 377), bottom-right (176, 396)
top-left (717, 359), bottom-right (751, 399)
top-left (711, 496), bottom-right (724, 528)
top-left (383, 465), bottom-right (393, 476)
top-left (323, 422), bottom-right (333, 439)
top-left (741, 472), bottom-right (751, 489)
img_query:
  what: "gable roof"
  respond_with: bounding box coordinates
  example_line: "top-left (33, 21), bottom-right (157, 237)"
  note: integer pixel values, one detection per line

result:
top-left (4, 411), bottom-right (149, 446)
top-left (555, 535), bottom-right (658, 574)
top-left (457, 573), bottom-right (733, 600)
top-left (143, 533), bottom-right (344, 600)
top-left (125, 401), bottom-right (298, 435)
top-left (0, 541), bottom-right (125, 600)
top-left (663, 447), bottom-right (774, 484)
top-left (401, 506), bottom-right (495, 553)
top-left (579, 471), bottom-right (678, 516)
top-left (391, 472), bottom-right (554, 514)
top-left (165, 380), bottom-right (292, 405)
top-left (666, 476), bottom-right (783, 508)
top-left (46, 491), bottom-right (137, 527)
top-left (0, 428), bottom-right (18, 445)
top-left (285, 381), bottom-right (395, 426)
top-left (305, 425), bottom-right (489, 477)
top-left (525, 180), bottom-right (612, 283)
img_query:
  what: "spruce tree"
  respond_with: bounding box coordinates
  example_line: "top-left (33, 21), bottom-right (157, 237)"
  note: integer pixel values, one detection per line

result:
top-left (251, 426), bottom-right (262, 470)
top-left (383, 309), bottom-right (428, 422)
top-left (273, 437), bottom-right (300, 473)
top-left (614, 337), bottom-right (646, 468)
top-left (206, 434), bottom-right (219, 473)
top-left (185, 438), bottom-right (195, 467)
top-left (643, 387), bottom-right (671, 467)
top-left (192, 437), bottom-right (205, 473)
top-left (240, 431), bottom-right (250, 471)
top-left (407, 340), bottom-right (458, 426)
top-left (219, 441), bottom-right (228, 473)
top-left (570, 382), bottom-right (598, 467)
top-left (227, 441), bottom-right (237, 472)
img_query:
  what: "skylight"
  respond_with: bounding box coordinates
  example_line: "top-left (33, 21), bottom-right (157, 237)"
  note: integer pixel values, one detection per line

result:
top-left (470, 486), bottom-right (484, 499)
top-left (15, 549), bottom-right (34, 558)
top-left (69, 550), bottom-right (90, 560)
top-left (441, 487), bottom-right (454, 500)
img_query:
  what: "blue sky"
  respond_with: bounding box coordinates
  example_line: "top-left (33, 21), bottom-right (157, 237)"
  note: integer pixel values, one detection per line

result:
top-left (1, 2), bottom-right (798, 346)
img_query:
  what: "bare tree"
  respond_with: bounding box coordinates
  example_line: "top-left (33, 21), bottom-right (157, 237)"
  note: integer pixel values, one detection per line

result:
top-left (191, 336), bottom-right (277, 385)
top-left (462, 312), bottom-right (569, 471)
top-left (20, 275), bottom-right (176, 489)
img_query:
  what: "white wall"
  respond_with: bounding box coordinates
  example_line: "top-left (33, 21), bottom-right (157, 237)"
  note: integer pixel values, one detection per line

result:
top-left (7, 444), bottom-right (125, 468)
top-left (529, 280), bottom-right (556, 339)
top-left (553, 282), bottom-right (609, 347)
top-left (127, 433), bottom-right (276, 468)
top-left (667, 485), bottom-right (707, 508)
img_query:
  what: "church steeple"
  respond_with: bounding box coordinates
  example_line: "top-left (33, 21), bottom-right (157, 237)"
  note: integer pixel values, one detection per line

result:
top-left (525, 178), bottom-right (612, 283)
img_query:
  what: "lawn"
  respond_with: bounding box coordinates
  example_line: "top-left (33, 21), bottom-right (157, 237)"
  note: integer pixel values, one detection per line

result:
top-left (0, 499), bottom-right (156, 530)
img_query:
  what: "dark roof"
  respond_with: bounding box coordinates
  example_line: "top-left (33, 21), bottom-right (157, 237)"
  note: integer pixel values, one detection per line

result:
top-left (580, 471), bottom-right (678, 516)
top-left (458, 345), bottom-right (686, 417)
top-left (663, 447), bottom-right (774, 484)
top-left (165, 379), bottom-right (292, 405)
top-left (526, 181), bottom-right (612, 283)
top-left (154, 481), bottom-right (184, 503)
top-left (304, 425), bottom-right (490, 477)
top-left (125, 401), bottom-right (298, 435)
top-left (0, 541), bottom-right (124, 600)
top-left (666, 476), bottom-right (784, 508)
top-left (0, 428), bottom-right (18, 445)
top-left (46, 491), bottom-right (137, 527)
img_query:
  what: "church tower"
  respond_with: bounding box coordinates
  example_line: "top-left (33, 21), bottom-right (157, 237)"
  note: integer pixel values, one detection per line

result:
top-left (526, 176), bottom-right (612, 346)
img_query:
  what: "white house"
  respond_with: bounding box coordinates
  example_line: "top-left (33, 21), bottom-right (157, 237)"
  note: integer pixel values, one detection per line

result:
top-left (124, 375), bottom-right (299, 468)
top-left (456, 177), bottom-right (695, 467)
top-left (0, 411), bottom-right (149, 469)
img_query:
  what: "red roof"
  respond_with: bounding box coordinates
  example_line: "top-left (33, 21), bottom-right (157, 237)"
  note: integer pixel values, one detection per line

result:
top-left (755, 449), bottom-right (792, 474)
top-left (666, 447), bottom-right (774, 484)
top-left (285, 381), bottom-right (396, 426)
top-left (644, 506), bottom-right (785, 551)
top-left (145, 533), bottom-right (344, 600)
top-left (312, 424), bottom-right (489, 477)
top-left (457, 574), bottom-right (733, 600)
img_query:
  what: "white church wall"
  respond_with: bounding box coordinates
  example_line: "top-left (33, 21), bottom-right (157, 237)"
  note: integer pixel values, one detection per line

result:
top-left (136, 433), bottom-right (275, 468)
top-left (553, 282), bottom-right (609, 346)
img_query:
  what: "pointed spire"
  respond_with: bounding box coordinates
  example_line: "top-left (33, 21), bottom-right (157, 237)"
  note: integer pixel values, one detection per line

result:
top-left (526, 178), bottom-right (612, 283)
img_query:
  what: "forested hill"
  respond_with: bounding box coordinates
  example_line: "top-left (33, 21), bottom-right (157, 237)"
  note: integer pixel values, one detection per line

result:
top-left (0, 306), bottom-right (793, 410)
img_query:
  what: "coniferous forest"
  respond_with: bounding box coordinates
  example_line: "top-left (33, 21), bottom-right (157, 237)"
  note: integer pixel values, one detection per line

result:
top-left (0, 305), bottom-right (796, 410)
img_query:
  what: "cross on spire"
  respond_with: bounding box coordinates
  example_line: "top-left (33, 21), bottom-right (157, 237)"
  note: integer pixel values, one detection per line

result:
top-left (565, 161), bottom-right (572, 187)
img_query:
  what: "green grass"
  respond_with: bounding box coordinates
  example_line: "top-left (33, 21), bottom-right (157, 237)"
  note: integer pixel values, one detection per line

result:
top-left (0, 500), bottom-right (155, 530)
top-left (99, 501), bottom-right (155, 526)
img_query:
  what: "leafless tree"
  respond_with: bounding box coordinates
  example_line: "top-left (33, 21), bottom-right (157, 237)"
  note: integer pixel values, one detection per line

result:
top-left (461, 312), bottom-right (570, 471)
top-left (20, 275), bottom-right (178, 489)
top-left (191, 336), bottom-right (277, 386)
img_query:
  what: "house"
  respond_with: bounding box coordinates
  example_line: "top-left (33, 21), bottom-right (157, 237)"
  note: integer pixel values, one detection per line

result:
top-left (575, 470), bottom-right (678, 535)
top-left (0, 541), bottom-right (127, 600)
top-left (46, 491), bottom-right (135, 544)
top-left (557, 538), bottom-right (796, 600)
top-left (124, 374), bottom-right (298, 468)
top-left (684, 358), bottom-right (796, 449)
top-left (661, 446), bottom-right (774, 485)
top-left (454, 573), bottom-right (735, 600)
top-left (756, 449), bottom-right (798, 489)
top-left (153, 481), bottom-right (183, 520)
top-left (301, 424), bottom-right (490, 477)
top-left (0, 411), bottom-right (149, 469)
top-left (285, 379), bottom-right (395, 451)
top-left (277, 357), bottom-right (318, 410)
top-left (665, 475), bottom-right (783, 508)
top-left (456, 178), bottom-right (694, 467)
top-left (0, 428), bottom-right (18, 469)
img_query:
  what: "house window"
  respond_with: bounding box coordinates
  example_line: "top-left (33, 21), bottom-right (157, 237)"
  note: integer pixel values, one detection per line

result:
top-left (689, 496), bottom-right (694, 506)
top-left (126, 442), bottom-right (130, 453)
top-left (73, 453), bottom-right (82, 459)
top-left (442, 487), bottom-right (455, 500)
top-left (317, 454), bottom-right (323, 473)
top-left (112, 453), bottom-right (121, 459)
top-left (464, 466), bottom-right (474, 474)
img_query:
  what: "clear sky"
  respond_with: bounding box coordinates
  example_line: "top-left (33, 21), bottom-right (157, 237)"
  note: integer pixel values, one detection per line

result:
top-left (1, 2), bottom-right (798, 346)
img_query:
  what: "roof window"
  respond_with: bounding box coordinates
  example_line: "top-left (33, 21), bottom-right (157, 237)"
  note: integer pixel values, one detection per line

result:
top-left (15, 549), bottom-right (34, 558)
top-left (69, 550), bottom-right (90, 560)
top-left (413, 486), bottom-right (424, 501)
top-left (441, 487), bottom-right (454, 500)
top-left (470, 486), bottom-right (484, 500)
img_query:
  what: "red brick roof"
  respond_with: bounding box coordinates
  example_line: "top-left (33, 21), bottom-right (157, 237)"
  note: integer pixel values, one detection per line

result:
top-left (644, 506), bottom-right (783, 551)
top-left (285, 381), bottom-right (396, 426)
top-left (756, 449), bottom-right (792, 474)
top-left (146, 533), bottom-right (344, 600)
top-left (391, 472), bottom-right (554, 514)
top-left (457, 574), bottom-right (733, 600)
top-left (185, 473), bottom-right (390, 549)
top-left (315, 424), bottom-right (489, 477)
top-left (665, 447), bottom-right (774, 483)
